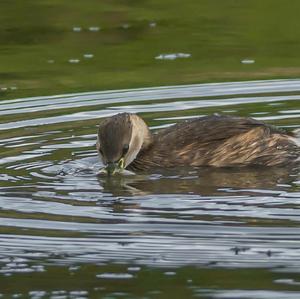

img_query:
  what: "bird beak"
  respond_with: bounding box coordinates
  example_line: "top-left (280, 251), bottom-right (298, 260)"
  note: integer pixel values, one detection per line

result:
top-left (105, 158), bottom-right (125, 175)
top-left (106, 162), bottom-right (118, 175)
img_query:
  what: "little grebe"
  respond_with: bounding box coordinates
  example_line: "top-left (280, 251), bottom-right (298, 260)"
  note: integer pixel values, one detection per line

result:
top-left (97, 113), bottom-right (300, 174)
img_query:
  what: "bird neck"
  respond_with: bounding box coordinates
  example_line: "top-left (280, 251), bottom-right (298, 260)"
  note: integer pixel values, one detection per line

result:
top-left (130, 114), bottom-right (153, 150)
top-left (123, 114), bottom-right (153, 168)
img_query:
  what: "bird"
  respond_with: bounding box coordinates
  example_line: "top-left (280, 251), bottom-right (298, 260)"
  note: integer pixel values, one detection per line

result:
top-left (96, 113), bottom-right (300, 175)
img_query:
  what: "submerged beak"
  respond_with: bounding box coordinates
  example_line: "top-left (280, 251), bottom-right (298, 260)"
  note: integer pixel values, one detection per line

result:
top-left (105, 158), bottom-right (125, 175)
top-left (106, 162), bottom-right (119, 175)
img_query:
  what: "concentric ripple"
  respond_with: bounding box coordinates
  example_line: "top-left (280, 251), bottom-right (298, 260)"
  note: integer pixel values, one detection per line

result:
top-left (0, 80), bottom-right (299, 280)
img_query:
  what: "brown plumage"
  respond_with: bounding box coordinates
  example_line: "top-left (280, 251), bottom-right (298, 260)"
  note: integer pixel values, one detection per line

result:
top-left (96, 113), bottom-right (299, 173)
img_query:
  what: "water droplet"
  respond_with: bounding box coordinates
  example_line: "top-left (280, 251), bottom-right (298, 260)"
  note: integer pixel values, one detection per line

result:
top-left (73, 27), bottom-right (82, 32)
top-left (68, 59), bottom-right (80, 64)
top-left (89, 26), bottom-right (100, 32)
top-left (149, 22), bottom-right (157, 28)
top-left (121, 23), bottom-right (130, 29)
top-left (164, 271), bottom-right (176, 276)
top-left (155, 53), bottom-right (191, 60)
top-left (96, 273), bottom-right (134, 279)
top-left (177, 53), bottom-right (191, 58)
top-left (241, 59), bottom-right (255, 64)
top-left (83, 54), bottom-right (94, 59)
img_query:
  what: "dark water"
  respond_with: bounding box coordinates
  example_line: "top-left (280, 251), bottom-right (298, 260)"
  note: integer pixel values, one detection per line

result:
top-left (2, 0), bottom-right (300, 100)
top-left (1, 0), bottom-right (300, 298)
top-left (0, 80), bottom-right (300, 298)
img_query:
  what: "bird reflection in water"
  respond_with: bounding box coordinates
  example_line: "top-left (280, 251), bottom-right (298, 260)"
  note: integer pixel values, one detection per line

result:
top-left (98, 166), bottom-right (300, 197)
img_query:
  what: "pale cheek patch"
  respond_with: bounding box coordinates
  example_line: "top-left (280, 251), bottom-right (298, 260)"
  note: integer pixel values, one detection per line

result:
top-left (123, 114), bottom-right (151, 168)
top-left (125, 135), bottom-right (141, 167)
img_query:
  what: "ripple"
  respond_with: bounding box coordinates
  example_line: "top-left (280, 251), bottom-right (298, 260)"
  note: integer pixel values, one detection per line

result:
top-left (204, 290), bottom-right (300, 299)
top-left (155, 53), bottom-right (191, 60)
top-left (96, 273), bottom-right (134, 279)
top-left (0, 79), bottom-right (299, 274)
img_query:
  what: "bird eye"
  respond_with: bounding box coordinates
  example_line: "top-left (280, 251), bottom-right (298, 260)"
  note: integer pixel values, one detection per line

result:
top-left (122, 144), bottom-right (129, 155)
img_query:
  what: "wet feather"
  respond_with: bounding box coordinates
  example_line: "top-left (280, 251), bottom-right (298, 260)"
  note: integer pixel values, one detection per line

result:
top-left (97, 113), bottom-right (300, 171)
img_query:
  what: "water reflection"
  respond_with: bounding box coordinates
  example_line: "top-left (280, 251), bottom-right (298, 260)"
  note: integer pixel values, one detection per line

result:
top-left (0, 79), bottom-right (299, 297)
top-left (1, 0), bottom-right (300, 295)
top-left (98, 166), bottom-right (300, 197)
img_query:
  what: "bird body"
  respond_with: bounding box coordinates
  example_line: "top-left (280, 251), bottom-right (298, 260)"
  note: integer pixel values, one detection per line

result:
top-left (97, 113), bottom-right (299, 174)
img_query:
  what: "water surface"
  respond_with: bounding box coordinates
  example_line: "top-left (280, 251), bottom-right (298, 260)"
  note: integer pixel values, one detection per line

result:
top-left (1, 0), bottom-right (300, 297)
top-left (0, 79), bottom-right (300, 298)
top-left (2, 0), bottom-right (300, 99)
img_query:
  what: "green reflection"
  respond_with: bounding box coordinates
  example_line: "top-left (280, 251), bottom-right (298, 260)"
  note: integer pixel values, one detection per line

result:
top-left (1, 0), bottom-right (300, 99)
top-left (1, 264), bottom-right (300, 298)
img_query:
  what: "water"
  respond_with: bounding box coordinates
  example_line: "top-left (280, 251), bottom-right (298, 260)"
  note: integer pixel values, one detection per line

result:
top-left (0, 79), bottom-right (299, 298)
top-left (3, 0), bottom-right (300, 101)
top-left (1, 0), bottom-right (300, 297)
